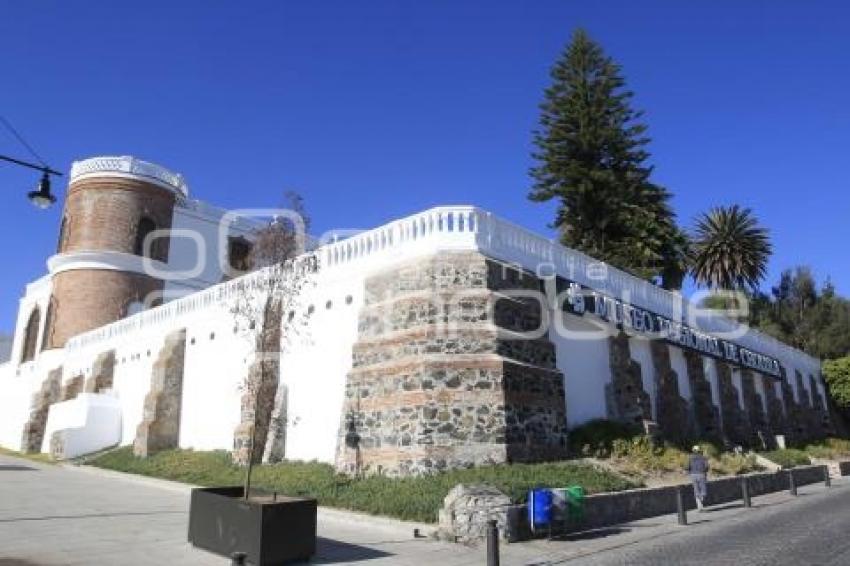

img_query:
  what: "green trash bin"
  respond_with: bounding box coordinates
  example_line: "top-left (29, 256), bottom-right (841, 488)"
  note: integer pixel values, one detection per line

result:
top-left (565, 485), bottom-right (585, 522)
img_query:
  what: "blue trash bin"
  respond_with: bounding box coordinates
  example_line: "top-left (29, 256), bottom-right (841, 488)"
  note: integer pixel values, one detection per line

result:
top-left (528, 488), bottom-right (553, 531)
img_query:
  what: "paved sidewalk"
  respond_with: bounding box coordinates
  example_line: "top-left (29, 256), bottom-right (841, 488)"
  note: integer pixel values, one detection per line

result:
top-left (0, 453), bottom-right (845, 565)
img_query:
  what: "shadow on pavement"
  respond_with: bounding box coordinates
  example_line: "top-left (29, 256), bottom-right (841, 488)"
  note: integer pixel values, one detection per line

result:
top-left (550, 526), bottom-right (630, 542)
top-left (0, 560), bottom-right (46, 566)
top-left (0, 466), bottom-right (37, 472)
top-left (310, 537), bottom-right (393, 564)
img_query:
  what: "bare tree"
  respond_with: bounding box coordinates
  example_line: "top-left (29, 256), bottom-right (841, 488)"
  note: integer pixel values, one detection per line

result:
top-left (229, 195), bottom-right (318, 500)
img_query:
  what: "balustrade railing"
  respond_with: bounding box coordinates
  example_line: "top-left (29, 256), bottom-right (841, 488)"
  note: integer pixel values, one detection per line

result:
top-left (70, 156), bottom-right (189, 197)
top-left (63, 205), bottom-right (820, 372)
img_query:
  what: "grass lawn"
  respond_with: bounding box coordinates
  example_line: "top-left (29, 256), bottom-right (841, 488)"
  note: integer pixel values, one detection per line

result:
top-left (87, 447), bottom-right (638, 523)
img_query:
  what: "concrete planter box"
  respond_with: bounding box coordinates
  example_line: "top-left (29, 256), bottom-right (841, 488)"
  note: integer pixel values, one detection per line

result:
top-left (188, 486), bottom-right (317, 564)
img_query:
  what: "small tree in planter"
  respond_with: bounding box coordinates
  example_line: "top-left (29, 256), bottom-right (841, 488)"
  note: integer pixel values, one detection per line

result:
top-left (189, 197), bottom-right (320, 564)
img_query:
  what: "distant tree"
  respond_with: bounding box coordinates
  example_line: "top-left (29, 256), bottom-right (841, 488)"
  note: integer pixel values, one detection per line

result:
top-left (529, 28), bottom-right (686, 287)
top-left (690, 205), bottom-right (772, 292)
top-left (823, 357), bottom-right (850, 411)
top-left (230, 192), bottom-right (318, 500)
top-left (749, 267), bottom-right (850, 359)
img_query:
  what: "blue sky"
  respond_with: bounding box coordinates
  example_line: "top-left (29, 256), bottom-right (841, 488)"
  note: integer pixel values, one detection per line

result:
top-left (0, 1), bottom-right (848, 333)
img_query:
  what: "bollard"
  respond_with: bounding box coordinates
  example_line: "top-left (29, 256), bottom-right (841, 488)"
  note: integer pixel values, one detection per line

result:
top-left (231, 552), bottom-right (247, 566)
top-left (824, 465), bottom-right (832, 488)
top-left (741, 477), bottom-right (751, 508)
top-left (676, 486), bottom-right (688, 525)
top-left (788, 470), bottom-right (797, 496)
top-left (486, 519), bottom-right (500, 566)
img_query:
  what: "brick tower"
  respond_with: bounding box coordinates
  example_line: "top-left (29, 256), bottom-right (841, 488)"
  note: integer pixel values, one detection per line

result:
top-left (42, 156), bottom-right (187, 349)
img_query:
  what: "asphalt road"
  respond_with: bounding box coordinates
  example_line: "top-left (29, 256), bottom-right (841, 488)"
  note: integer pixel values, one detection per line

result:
top-left (569, 482), bottom-right (850, 565)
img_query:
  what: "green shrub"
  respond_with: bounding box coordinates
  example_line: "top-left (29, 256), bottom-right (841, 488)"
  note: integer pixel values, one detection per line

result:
top-left (760, 449), bottom-right (811, 469)
top-left (802, 438), bottom-right (850, 460)
top-left (569, 419), bottom-right (641, 457)
top-left (88, 447), bottom-right (638, 523)
top-left (712, 452), bottom-right (758, 475)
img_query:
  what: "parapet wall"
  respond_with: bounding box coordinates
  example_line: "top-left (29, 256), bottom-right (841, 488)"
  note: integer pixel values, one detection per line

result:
top-left (0, 206), bottom-right (832, 472)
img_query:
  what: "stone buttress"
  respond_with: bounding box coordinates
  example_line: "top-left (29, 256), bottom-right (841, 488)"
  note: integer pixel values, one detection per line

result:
top-left (683, 350), bottom-right (721, 442)
top-left (335, 251), bottom-right (568, 476)
top-left (606, 332), bottom-right (651, 426)
top-left (133, 329), bottom-right (187, 457)
top-left (649, 341), bottom-right (688, 443)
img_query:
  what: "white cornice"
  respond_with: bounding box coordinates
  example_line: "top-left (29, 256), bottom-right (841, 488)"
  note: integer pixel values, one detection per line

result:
top-left (69, 156), bottom-right (189, 197)
top-left (47, 250), bottom-right (168, 278)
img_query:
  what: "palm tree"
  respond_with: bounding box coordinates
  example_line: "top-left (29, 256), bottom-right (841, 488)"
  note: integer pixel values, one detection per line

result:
top-left (690, 205), bottom-right (772, 291)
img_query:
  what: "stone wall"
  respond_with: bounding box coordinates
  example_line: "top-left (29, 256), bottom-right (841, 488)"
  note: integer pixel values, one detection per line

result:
top-left (59, 374), bottom-right (84, 402)
top-left (650, 341), bottom-right (689, 444)
top-left (764, 377), bottom-right (786, 441)
top-left (134, 329), bottom-right (187, 457)
top-left (233, 298), bottom-right (282, 466)
top-left (335, 251), bottom-right (568, 476)
top-left (20, 367), bottom-right (63, 453)
top-left (606, 332), bottom-right (651, 426)
top-left (740, 370), bottom-right (768, 447)
top-left (683, 350), bottom-right (721, 442)
top-left (437, 484), bottom-right (512, 542)
top-left (781, 369), bottom-right (807, 444)
top-left (809, 374), bottom-right (833, 437)
top-left (84, 350), bottom-right (116, 393)
top-left (716, 363), bottom-right (749, 447)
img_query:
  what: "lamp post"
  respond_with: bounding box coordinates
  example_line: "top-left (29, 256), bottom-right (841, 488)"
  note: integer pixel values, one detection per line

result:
top-left (0, 153), bottom-right (63, 209)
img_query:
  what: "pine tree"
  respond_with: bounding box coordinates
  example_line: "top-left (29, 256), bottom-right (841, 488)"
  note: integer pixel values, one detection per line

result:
top-left (530, 29), bottom-right (685, 286)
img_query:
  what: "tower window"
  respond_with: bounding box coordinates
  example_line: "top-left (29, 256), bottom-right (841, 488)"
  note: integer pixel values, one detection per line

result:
top-left (20, 308), bottom-right (41, 363)
top-left (134, 217), bottom-right (158, 258)
top-left (228, 237), bottom-right (253, 273)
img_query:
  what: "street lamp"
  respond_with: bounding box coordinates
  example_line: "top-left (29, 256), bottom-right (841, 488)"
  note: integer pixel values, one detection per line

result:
top-left (0, 153), bottom-right (63, 209)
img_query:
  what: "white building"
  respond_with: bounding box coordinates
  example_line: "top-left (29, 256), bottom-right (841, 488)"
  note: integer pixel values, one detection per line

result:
top-left (0, 156), bottom-right (832, 475)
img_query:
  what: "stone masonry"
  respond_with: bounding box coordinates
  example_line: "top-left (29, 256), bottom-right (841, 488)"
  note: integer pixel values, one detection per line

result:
top-left (84, 350), bottom-right (116, 393)
top-left (650, 340), bottom-right (689, 444)
top-left (59, 374), bottom-right (84, 402)
top-left (20, 367), bottom-right (63, 453)
top-left (809, 374), bottom-right (833, 437)
top-left (716, 363), bottom-right (749, 447)
top-left (781, 368), bottom-right (807, 445)
top-left (764, 376), bottom-right (787, 440)
top-left (683, 350), bottom-right (721, 442)
top-left (233, 299), bottom-right (282, 466)
top-left (335, 251), bottom-right (568, 476)
top-left (740, 370), bottom-right (769, 447)
top-left (606, 332), bottom-right (651, 426)
top-left (134, 329), bottom-right (187, 457)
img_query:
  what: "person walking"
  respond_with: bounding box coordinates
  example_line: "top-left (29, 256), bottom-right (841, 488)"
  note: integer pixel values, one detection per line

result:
top-left (687, 445), bottom-right (710, 511)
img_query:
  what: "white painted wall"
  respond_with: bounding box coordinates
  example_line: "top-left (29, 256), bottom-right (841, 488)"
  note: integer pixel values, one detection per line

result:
top-left (164, 201), bottom-right (260, 298)
top-left (0, 204), bottom-right (832, 459)
top-left (41, 393), bottom-right (123, 458)
top-left (0, 336), bottom-right (11, 364)
top-left (551, 313), bottom-right (612, 427)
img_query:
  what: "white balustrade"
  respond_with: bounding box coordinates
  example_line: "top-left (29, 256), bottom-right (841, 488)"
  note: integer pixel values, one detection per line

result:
top-left (63, 205), bottom-right (820, 372)
top-left (70, 156), bottom-right (189, 197)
